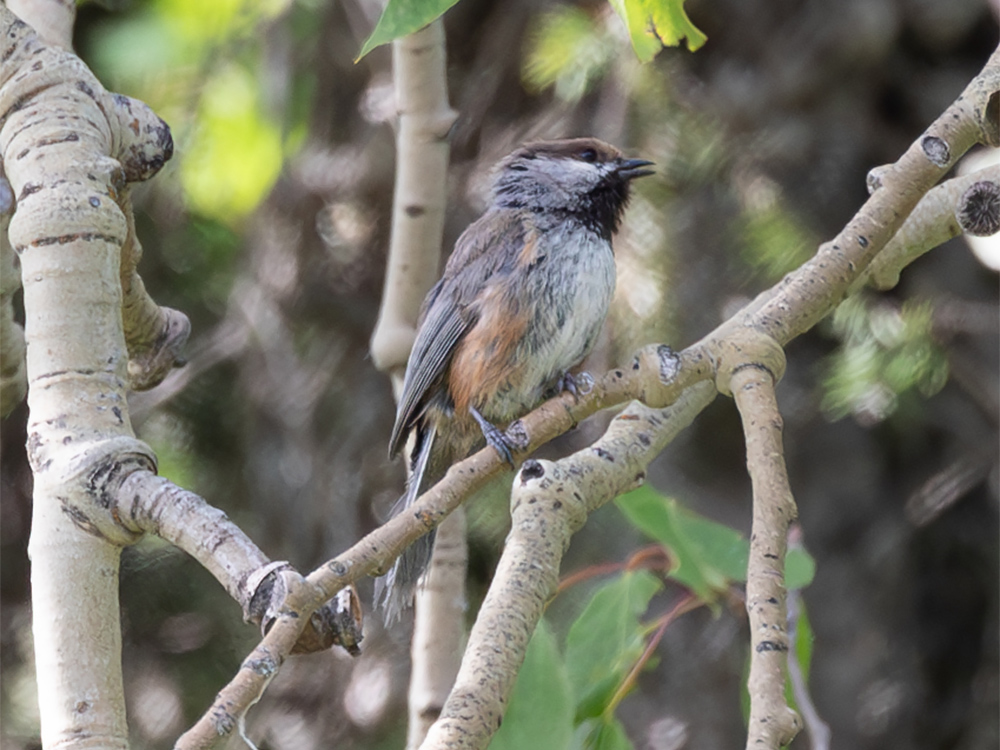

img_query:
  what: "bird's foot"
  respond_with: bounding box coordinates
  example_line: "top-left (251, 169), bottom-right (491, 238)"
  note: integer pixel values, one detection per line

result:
top-left (469, 406), bottom-right (516, 467)
top-left (557, 371), bottom-right (594, 398)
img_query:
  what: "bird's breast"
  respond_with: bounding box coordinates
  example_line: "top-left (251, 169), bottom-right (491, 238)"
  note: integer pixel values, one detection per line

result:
top-left (447, 223), bottom-right (616, 425)
top-left (527, 228), bottom-right (616, 377)
top-left (474, 227), bottom-right (615, 420)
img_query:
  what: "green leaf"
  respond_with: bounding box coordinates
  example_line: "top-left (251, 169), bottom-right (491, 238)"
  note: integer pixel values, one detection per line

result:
top-left (615, 487), bottom-right (744, 600)
top-left (793, 598), bottom-right (814, 683)
top-left (575, 717), bottom-right (635, 750)
top-left (645, 0), bottom-right (707, 48)
top-left (357, 0), bottom-right (460, 60)
top-left (607, 0), bottom-right (707, 62)
top-left (786, 547), bottom-right (816, 590)
top-left (616, 487), bottom-right (817, 598)
top-left (565, 571), bottom-right (661, 719)
top-left (490, 619), bottom-right (573, 750)
top-left (574, 673), bottom-right (624, 724)
top-left (783, 596), bottom-right (815, 711)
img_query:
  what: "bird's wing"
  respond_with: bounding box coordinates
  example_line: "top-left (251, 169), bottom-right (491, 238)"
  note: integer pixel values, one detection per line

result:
top-left (388, 209), bottom-right (526, 458)
top-left (389, 282), bottom-right (468, 457)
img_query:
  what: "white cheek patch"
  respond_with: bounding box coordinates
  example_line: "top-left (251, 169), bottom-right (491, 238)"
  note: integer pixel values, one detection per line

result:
top-left (528, 158), bottom-right (603, 205)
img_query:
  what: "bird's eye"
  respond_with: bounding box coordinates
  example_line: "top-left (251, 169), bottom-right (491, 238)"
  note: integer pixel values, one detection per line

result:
top-left (508, 163), bottom-right (528, 172)
top-left (579, 148), bottom-right (598, 163)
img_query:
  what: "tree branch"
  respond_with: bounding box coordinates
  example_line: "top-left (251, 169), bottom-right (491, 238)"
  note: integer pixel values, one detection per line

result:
top-left (418, 382), bottom-right (717, 750)
top-left (727, 344), bottom-right (801, 749)
top-left (0, 9), bottom-right (178, 746)
top-left (173, 43), bottom-right (1000, 748)
top-left (370, 20), bottom-right (457, 385)
top-left (863, 164), bottom-right (1000, 290)
top-left (367, 20), bottom-right (464, 748)
top-left (407, 507), bottom-right (468, 747)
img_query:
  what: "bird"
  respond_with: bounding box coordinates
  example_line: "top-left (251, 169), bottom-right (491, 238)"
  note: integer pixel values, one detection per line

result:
top-left (375, 137), bottom-right (653, 622)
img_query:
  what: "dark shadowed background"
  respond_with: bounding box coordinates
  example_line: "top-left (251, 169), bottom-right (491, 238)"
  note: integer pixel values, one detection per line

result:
top-left (1, 0), bottom-right (997, 748)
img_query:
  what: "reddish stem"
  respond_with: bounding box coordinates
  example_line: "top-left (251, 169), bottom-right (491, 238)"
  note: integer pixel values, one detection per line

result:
top-left (556, 544), bottom-right (670, 594)
top-left (605, 593), bottom-right (701, 715)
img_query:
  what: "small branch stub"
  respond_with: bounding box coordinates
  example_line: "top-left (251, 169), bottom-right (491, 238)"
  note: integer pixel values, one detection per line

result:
top-left (866, 164), bottom-right (891, 194)
top-left (957, 179), bottom-right (1000, 236)
top-left (920, 135), bottom-right (951, 167)
top-left (861, 166), bottom-right (999, 290)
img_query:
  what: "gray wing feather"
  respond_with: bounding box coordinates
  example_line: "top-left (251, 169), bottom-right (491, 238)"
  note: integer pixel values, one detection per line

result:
top-left (387, 209), bottom-right (525, 458)
top-left (388, 284), bottom-right (470, 458)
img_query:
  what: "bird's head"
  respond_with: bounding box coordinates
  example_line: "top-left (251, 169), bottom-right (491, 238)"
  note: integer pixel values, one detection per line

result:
top-left (491, 138), bottom-right (653, 237)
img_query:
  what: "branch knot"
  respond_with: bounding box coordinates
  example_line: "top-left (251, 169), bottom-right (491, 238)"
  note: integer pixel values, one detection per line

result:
top-left (957, 178), bottom-right (1000, 236)
top-left (713, 329), bottom-right (787, 397)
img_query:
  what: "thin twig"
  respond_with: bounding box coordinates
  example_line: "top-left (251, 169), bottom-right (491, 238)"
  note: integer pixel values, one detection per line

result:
top-left (556, 544), bottom-right (670, 593)
top-left (786, 589), bottom-right (831, 750)
top-left (604, 593), bottom-right (700, 715)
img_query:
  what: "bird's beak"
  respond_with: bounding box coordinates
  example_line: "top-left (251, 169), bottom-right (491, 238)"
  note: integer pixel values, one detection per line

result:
top-left (616, 158), bottom-right (655, 180)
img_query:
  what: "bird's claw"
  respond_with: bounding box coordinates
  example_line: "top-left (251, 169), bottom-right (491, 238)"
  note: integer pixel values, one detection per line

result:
top-left (557, 371), bottom-right (594, 398)
top-left (469, 406), bottom-right (516, 467)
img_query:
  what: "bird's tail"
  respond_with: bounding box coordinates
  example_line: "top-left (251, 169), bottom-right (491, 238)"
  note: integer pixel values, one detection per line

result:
top-left (374, 422), bottom-right (438, 624)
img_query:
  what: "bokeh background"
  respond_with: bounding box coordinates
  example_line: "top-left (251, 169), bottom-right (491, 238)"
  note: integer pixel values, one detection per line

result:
top-left (1, 0), bottom-right (997, 748)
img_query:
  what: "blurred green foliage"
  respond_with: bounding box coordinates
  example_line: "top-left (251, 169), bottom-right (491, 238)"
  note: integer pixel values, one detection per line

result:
top-left (83, 0), bottom-right (299, 225)
top-left (141, 414), bottom-right (199, 491)
top-left (737, 178), bottom-right (817, 281)
top-left (154, 217), bottom-right (242, 311)
top-left (523, 8), bottom-right (618, 102)
top-left (181, 63), bottom-right (284, 221)
top-left (821, 297), bottom-right (949, 423)
top-left (360, 0), bottom-right (704, 64)
top-left (160, 0), bottom-right (292, 44)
